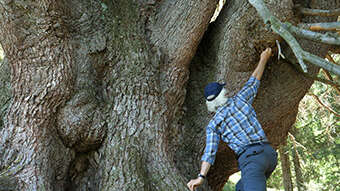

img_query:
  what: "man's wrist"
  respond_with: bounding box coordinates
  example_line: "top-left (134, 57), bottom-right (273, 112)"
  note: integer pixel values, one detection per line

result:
top-left (259, 57), bottom-right (269, 64)
top-left (198, 173), bottom-right (206, 179)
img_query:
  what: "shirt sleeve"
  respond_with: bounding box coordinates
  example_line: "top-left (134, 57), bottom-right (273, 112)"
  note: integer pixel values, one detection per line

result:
top-left (201, 123), bottom-right (220, 165)
top-left (236, 76), bottom-right (260, 104)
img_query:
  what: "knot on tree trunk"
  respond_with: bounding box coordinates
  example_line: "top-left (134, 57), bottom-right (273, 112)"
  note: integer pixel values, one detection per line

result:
top-left (57, 90), bottom-right (107, 152)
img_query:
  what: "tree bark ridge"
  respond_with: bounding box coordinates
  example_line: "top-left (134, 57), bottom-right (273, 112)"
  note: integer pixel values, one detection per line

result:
top-left (0, 1), bottom-right (76, 190)
top-left (92, 0), bottom-right (217, 190)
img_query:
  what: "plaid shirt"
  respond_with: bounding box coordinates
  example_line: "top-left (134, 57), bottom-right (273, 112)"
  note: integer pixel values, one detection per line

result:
top-left (201, 76), bottom-right (268, 165)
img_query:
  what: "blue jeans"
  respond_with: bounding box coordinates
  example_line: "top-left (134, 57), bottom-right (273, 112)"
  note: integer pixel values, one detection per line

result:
top-left (236, 143), bottom-right (278, 191)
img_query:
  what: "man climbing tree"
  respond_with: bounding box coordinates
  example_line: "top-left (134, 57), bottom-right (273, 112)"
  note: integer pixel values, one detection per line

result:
top-left (187, 48), bottom-right (278, 191)
top-left (0, 0), bottom-right (339, 190)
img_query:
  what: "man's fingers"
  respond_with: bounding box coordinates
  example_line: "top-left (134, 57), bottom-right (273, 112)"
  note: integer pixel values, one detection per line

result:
top-left (266, 48), bottom-right (272, 53)
top-left (265, 48), bottom-right (272, 57)
top-left (187, 181), bottom-right (194, 191)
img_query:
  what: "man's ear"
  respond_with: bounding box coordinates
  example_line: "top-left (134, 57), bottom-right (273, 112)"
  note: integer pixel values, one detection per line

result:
top-left (223, 88), bottom-right (227, 95)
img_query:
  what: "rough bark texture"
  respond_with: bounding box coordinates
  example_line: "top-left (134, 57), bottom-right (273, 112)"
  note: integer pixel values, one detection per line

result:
top-left (0, 1), bottom-right (76, 190)
top-left (179, 0), bottom-right (339, 190)
top-left (0, 0), bottom-right (339, 190)
top-left (0, 58), bottom-right (10, 133)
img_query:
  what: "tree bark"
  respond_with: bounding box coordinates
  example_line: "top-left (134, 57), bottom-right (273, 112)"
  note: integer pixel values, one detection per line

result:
top-left (0, 0), bottom-right (339, 190)
top-left (180, 0), bottom-right (338, 190)
top-left (0, 58), bottom-right (10, 133)
top-left (279, 146), bottom-right (294, 191)
top-left (0, 0), bottom-right (217, 190)
top-left (0, 1), bottom-right (76, 190)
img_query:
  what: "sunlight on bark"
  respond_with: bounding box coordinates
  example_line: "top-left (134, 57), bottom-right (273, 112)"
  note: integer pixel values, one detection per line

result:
top-left (211, 0), bottom-right (226, 22)
top-left (0, 46), bottom-right (3, 60)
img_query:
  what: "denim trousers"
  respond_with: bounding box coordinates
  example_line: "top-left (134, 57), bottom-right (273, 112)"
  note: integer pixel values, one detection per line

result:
top-left (236, 143), bottom-right (278, 191)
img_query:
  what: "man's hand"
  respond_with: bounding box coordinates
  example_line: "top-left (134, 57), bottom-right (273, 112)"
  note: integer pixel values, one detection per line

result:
top-left (187, 177), bottom-right (204, 191)
top-left (187, 162), bottom-right (211, 190)
top-left (252, 47), bottom-right (273, 80)
top-left (260, 47), bottom-right (272, 62)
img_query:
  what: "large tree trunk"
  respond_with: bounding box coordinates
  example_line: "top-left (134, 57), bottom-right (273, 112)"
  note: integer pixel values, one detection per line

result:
top-left (0, 1), bottom-right (76, 190)
top-left (180, 0), bottom-right (339, 190)
top-left (0, 0), bottom-right (339, 190)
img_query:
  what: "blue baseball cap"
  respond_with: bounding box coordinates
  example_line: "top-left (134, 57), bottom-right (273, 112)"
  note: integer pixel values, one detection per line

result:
top-left (204, 82), bottom-right (226, 101)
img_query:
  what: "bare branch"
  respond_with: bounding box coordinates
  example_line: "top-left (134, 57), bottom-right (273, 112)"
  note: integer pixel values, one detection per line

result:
top-left (270, 17), bottom-right (308, 72)
top-left (326, 53), bottom-right (340, 66)
top-left (287, 58), bottom-right (340, 88)
top-left (301, 22), bottom-right (340, 31)
top-left (286, 22), bottom-right (340, 46)
top-left (248, 0), bottom-right (272, 23)
top-left (288, 133), bottom-right (306, 151)
top-left (298, 8), bottom-right (340, 17)
top-left (248, 0), bottom-right (340, 76)
top-left (325, 54), bottom-right (340, 94)
top-left (299, 70), bottom-right (340, 88)
top-left (322, 68), bottom-right (335, 81)
top-left (308, 93), bottom-right (340, 117)
top-left (288, 132), bottom-right (316, 160)
top-left (329, 48), bottom-right (340, 54)
top-left (248, 0), bottom-right (306, 72)
top-left (303, 51), bottom-right (340, 76)
top-left (306, 74), bottom-right (340, 88)
top-left (276, 40), bottom-right (286, 60)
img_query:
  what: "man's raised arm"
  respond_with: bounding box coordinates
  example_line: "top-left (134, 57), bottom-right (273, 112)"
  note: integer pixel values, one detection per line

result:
top-left (252, 48), bottom-right (272, 81)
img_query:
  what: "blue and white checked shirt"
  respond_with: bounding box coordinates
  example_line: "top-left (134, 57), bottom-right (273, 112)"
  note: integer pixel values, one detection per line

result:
top-left (201, 76), bottom-right (268, 165)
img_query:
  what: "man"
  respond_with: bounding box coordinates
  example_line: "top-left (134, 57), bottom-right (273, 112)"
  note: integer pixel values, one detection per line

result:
top-left (187, 48), bottom-right (277, 191)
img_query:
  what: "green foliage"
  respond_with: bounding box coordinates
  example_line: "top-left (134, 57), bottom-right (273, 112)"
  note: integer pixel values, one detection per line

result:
top-left (296, 68), bottom-right (339, 190)
top-left (225, 65), bottom-right (339, 190)
top-left (266, 67), bottom-right (340, 191)
top-left (267, 157), bottom-right (284, 189)
top-left (222, 181), bottom-right (235, 191)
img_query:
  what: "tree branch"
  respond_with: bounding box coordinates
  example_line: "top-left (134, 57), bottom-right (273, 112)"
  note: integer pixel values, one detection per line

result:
top-left (305, 71), bottom-right (339, 87)
top-left (300, 22), bottom-right (340, 31)
top-left (325, 54), bottom-right (340, 94)
top-left (288, 132), bottom-right (316, 160)
top-left (270, 17), bottom-right (308, 72)
top-left (288, 133), bottom-right (304, 152)
top-left (326, 53), bottom-right (340, 66)
top-left (298, 8), bottom-right (340, 17)
top-left (304, 73), bottom-right (340, 88)
top-left (288, 59), bottom-right (340, 88)
top-left (248, 0), bottom-right (272, 24)
top-left (287, 22), bottom-right (340, 45)
top-left (308, 93), bottom-right (340, 117)
top-left (248, 0), bottom-right (340, 76)
top-left (248, 0), bottom-right (306, 72)
top-left (303, 51), bottom-right (340, 75)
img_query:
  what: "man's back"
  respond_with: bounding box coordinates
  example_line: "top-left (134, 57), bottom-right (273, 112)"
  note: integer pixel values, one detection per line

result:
top-left (202, 76), bottom-right (268, 165)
